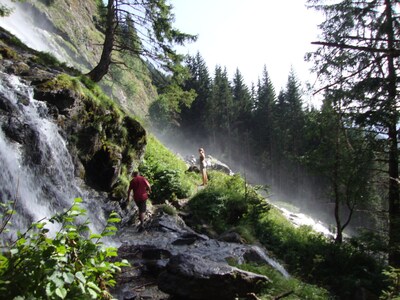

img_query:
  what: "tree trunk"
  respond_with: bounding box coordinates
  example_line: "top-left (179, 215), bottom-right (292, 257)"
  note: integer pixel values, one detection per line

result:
top-left (385, 0), bottom-right (400, 268)
top-left (87, 0), bottom-right (115, 82)
top-left (334, 116), bottom-right (342, 244)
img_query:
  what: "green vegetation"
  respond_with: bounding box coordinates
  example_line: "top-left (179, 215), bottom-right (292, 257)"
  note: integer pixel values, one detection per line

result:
top-left (33, 52), bottom-right (71, 70)
top-left (0, 198), bottom-right (129, 299)
top-left (161, 203), bottom-right (177, 216)
top-left (238, 264), bottom-right (329, 299)
top-left (188, 172), bottom-right (270, 234)
top-left (0, 44), bottom-right (18, 60)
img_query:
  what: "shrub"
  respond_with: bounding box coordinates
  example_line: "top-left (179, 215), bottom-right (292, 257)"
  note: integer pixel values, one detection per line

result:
top-left (161, 203), bottom-right (177, 216)
top-left (0, 198), bottom-right (129, 299)
top-left (188, 173), bottom-right (270, 233)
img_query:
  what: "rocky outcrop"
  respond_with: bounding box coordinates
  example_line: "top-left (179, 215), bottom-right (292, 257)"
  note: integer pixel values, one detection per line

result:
top-left (185, 154), bottom-right (234, 175)
top-left (158, 253), bottom-right (270, 300)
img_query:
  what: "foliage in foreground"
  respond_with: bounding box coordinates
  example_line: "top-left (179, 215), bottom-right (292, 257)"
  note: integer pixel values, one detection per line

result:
top-left (0, 198), bottom-right (129, 299)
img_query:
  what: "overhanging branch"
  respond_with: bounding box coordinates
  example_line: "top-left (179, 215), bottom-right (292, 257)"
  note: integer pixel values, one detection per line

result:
top-left (311, 41), bottom-right (400, 56)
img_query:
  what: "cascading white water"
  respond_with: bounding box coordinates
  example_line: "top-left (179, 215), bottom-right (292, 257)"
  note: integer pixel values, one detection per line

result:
top-left (0, 0), bottom-right (74, 67)
top-left (0, 72), bottom-right (106, 236)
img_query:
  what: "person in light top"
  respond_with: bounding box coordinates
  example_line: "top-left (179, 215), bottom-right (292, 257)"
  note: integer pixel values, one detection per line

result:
top-left (199, 148), bottom-right (208, 186)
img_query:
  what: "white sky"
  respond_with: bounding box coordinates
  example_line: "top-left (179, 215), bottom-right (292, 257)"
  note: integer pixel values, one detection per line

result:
top-left (171, 0), bottom-right (324, 96)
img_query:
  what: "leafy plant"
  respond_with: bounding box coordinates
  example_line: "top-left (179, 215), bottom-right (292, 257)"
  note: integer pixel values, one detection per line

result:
top-left (188, 172), bottom-right (270, 233)
top-left (380, 267), bottom-right (400, 299)
top-left (0, 198), bottom-right (129, 299)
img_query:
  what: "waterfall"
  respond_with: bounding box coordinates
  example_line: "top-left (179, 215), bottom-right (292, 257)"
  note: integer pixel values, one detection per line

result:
top-left (0, 72), bottom-right (107, 237)
top-left (0, 0), bottom-right (77, 68)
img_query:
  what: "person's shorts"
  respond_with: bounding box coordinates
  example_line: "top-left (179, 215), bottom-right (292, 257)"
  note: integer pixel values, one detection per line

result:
top-left (135, 200), bottom-right (147, 213)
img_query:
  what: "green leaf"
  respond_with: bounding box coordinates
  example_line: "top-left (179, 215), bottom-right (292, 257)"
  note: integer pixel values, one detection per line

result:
top-left (75, 271), bottom-right (86, 284)
top-left (46, 282), bottom-right (54, 297)
top-left (89, 234), bottom-right (102, 239)
top-left (107, 218), bottom-right (121, 223)
top-left (87, 281), bottom-right (101, 292)
top-left (63, 272), bottom-right (74, 284)
top-left (16, 237), bottom-right (26, 246)
top-left (88, 287), bottom-right (98, 299)
top-left (106, 248), bottom-right (118, 257)
top-left (102, 231), bottom-right (116, 237)
top-left (36, 222), bottom-right (45, 229)
top-left (105, 226), bottom-right (117, 232)
top-left (49, 274), bottom-right (64, 288)
top-left (55, 287), bottom-right (67, 299)
top-left (109, 212), bottom-right (119, 218)
top-left (56, 245), bottom-right (67, 255)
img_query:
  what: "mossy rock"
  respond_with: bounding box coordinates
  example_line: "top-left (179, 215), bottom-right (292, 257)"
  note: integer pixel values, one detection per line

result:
top-left (0, 45), bottom-right (18, 59)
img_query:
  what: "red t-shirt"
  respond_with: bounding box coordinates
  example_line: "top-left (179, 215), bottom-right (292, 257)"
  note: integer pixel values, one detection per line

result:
top-left (129, 176), bottom-right (150, 201)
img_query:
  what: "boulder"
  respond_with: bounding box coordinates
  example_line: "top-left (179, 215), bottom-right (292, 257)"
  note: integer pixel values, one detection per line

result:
top-left (185, 154), bottom-right (234, 175)
top-left (158, 253), bottom-right (270, 300)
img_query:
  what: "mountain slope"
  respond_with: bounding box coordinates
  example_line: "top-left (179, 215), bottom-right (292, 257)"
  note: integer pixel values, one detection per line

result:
top-left (0, 0), bottom-right (157, 118)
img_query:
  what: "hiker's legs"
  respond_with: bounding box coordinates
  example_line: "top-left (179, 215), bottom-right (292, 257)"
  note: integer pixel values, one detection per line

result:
top-left (135, 200), bottom-right (147, 225)
top-left (139, 211), bottom-right (145, 225)
top-left (202, 169), bottom-right (208, 185)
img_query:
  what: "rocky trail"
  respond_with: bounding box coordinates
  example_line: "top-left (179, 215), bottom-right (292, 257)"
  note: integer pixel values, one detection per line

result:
top-left (110, 203), bottom-right (288, 300)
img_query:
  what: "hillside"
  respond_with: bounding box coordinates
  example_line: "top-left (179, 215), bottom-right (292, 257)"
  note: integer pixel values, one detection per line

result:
top-left (0, 0), bottom-right (157, 118)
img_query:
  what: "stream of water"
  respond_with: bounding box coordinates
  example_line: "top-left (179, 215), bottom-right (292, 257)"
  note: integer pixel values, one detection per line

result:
top-left (0, 72), bottom-right (108, 236)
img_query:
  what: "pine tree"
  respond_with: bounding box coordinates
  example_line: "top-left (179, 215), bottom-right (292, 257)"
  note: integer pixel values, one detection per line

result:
top-left (180, 52), bottom-right (212, 140)
top-left (207, 66), bottom-right (234, 157)
top-left (231, 68), bottom-right (253, 166)
top-left (273, 70), bottom-right (305, 197)
top-left (252, 66), bottom-right (276, 176)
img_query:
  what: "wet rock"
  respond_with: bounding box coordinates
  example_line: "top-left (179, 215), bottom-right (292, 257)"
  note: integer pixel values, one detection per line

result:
top-left (34, 87), bottom-right (78, 116)
top-left (172, 232), bottom-right (205, 245)
top-left (207, 155), bottom-right (234, 175)
top-left (158, 253), bottom-right (270, 300)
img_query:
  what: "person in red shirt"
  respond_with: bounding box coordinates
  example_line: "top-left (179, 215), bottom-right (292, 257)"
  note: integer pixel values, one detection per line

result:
top-left (127, 171), bottom-right (152, 228)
